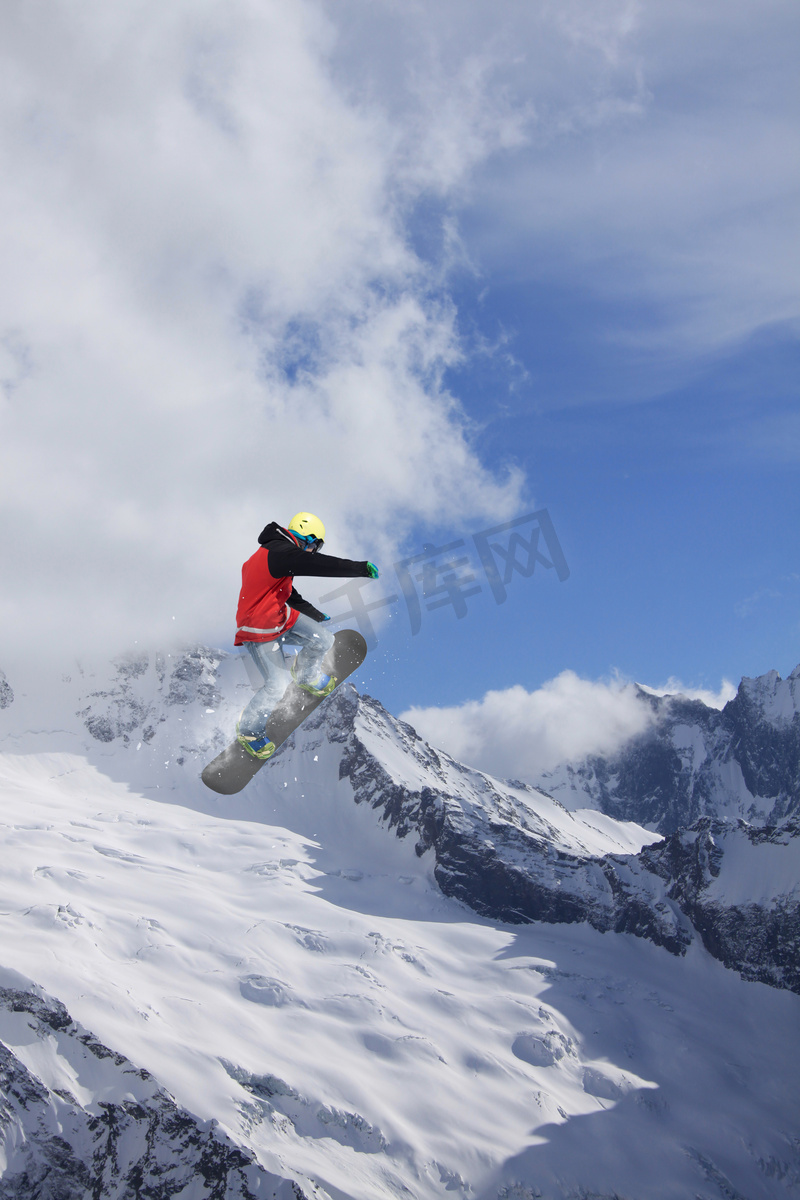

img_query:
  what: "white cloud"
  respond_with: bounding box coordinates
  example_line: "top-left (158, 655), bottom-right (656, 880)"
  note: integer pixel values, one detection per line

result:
top-left (337, 0), bottom-right (798, 370)
top-left (638, 678), bottom-right (737, 709)
top-left (0, 0), bottom-right (526, 664)
top-left (1, 0), bottom-right (795, 669)
top-left (400, 670), bottom-right (655, 780)
top-left (462, 0), bottom-right (800, 364)
top-left (401, 666), bottom-right (743, 781)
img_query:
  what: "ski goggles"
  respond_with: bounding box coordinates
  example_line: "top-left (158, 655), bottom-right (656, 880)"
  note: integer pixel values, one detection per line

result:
top-left (295, 532), bottom-right (324, 552)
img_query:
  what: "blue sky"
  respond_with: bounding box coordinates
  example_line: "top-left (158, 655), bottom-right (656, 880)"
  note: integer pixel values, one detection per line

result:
top-left (0, 0), bottom-right (797, 775)
top-left (358, 372), bottom-right (798, 736)
top-left (354, 319), bottom-right (800, 717)
top-left (432, 290), bottom-right (799, 688)
top-left (334, 0), bottom-right (800, 717)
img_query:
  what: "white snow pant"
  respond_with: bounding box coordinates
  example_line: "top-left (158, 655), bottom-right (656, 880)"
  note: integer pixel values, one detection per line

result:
top-left (238, 614), bottom-right (335, 737)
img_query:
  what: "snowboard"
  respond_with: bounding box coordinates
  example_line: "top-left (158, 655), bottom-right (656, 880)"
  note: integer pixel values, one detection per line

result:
top-left (201, 629), bottom-right (367, 795)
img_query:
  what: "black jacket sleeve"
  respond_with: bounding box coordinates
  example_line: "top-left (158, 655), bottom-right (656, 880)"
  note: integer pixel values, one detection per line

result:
top-left (266, 545), bottom-right (372, 580)
top-left (286, 588), bottom-right (327, 623)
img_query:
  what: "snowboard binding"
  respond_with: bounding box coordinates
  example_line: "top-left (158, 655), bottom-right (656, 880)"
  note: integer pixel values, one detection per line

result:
top-left (290, 659), bottom-right (337, 698)
top-left (236, 724), bottom-right (277, 761)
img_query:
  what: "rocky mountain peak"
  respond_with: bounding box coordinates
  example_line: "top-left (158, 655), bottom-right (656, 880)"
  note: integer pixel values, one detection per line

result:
top-left (536, 664), bottom-right (800, 832)
top-left (1, 650), bottom-right (797, 1000)
top-left (1, 650), bottom-right (799, 1198)
top-left (733, 663), bottom-right (800, 725)
top-left (279, 676), bottom-right (799, 994)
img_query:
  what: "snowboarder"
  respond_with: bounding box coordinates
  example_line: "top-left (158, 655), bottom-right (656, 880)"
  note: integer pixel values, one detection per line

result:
top-left (234, 512), bottom-right (378, 760)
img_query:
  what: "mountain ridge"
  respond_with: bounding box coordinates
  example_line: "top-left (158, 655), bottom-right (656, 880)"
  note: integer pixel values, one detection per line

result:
top-left (535, 664), bottom-right (800, 832)
top-left (286, 680), bottom-right (800, 993)
top-left (0, 968), bottom-right (308, 1200)
top-left (0, 650), bottom-right (797, 993)
top-left (0, 648), bottom-right (798, 1199)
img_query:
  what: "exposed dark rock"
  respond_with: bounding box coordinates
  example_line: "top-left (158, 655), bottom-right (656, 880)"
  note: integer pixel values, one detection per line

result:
top-left (300, 683), bottom-right (799, 994)
top-left (221, 1061), bottom-right (388, 1154)
top-left (306, 690), bottom-right (691, 952)
top-left (0, 984), bottom-right (313, 1200)
top-left (538, 666), bottom-right (800, 833)
top-left (77, 646), bottom-right (226, 743)
top-left (0, 669), bottom-right (13, 710)
top-left (166, 648), bottom-right (223, 709)
top-left (642, 816), bottom-right (800, 992)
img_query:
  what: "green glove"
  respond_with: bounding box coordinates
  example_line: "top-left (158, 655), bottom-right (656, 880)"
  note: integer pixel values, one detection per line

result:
top-left (366, 561), bottom-right (379, 579)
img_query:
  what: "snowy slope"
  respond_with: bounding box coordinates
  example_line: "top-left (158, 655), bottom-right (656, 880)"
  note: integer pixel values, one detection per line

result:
top-left (1, 752), bottom-right (799, 1200)
top-left (294, 684), bottom-right (797, 988)
top-left (0, 648), bottom-right (657, 858)
top-left (0, 649), bottom-right (796, 987)
top-left (0, 965), bottom-right (293, 1199)
top-left (0, 649), bottom-right (799, 1199)
top-left (641, 815), bottom-right (800, 992)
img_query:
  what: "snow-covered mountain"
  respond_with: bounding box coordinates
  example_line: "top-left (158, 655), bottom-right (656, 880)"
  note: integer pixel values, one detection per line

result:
top-left (525, 666), bottom-right (800, 995)
top-left (0, 649), bottom-right (798, 1199)
top-left (0, 968), bottom-right (294, 1199)
top-left (317, 684), bottom-right (799, 991)
top-left (535, 666), bottom-right (800, 831)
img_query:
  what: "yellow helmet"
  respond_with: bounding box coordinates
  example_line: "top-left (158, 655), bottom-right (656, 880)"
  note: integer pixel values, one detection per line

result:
top-left (288, 512), bottom-right (326, 546)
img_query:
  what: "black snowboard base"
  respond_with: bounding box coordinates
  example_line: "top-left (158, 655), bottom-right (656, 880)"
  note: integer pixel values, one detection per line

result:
top-left (201, 629), bottom-right (367, 795)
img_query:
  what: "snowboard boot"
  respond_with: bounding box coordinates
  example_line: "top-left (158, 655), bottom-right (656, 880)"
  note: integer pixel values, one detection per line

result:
top-left (236, 722), bottom-right (277, 761)
top-left (290, 659), bottom-right (337, 698)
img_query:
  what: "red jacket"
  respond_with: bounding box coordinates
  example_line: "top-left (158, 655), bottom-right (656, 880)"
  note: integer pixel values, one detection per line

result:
top-left (234, 522), bottom-right (372, 645)
top-left (235, 547), bottom-right (300, 644)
